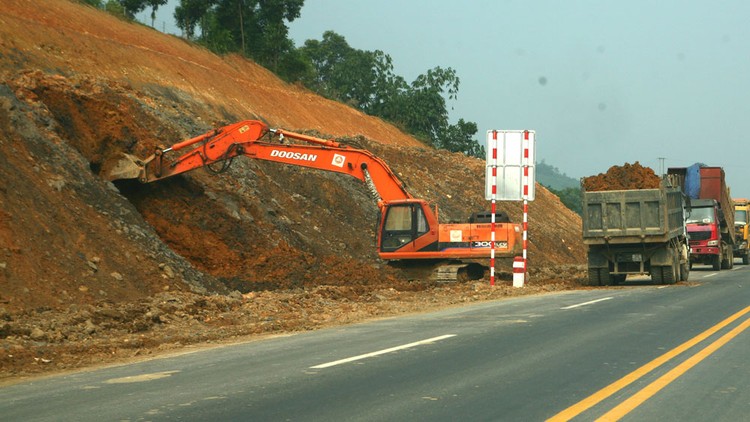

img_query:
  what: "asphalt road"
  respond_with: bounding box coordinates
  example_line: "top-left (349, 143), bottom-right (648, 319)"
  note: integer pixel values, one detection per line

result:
top-left (2, 263), bottom-right (748, 421)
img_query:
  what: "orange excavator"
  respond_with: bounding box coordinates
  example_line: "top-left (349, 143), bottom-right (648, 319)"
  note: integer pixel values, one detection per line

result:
top-left (104, 120), bottom-right (521, 281)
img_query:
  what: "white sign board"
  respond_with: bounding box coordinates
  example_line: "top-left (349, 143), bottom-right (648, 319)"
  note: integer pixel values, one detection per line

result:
top-left (485, 130), bottom-right (536, 201)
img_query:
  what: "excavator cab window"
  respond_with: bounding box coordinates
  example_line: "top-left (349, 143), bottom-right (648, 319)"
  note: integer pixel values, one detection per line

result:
top-left (380, 204), bottom-right (429, 252)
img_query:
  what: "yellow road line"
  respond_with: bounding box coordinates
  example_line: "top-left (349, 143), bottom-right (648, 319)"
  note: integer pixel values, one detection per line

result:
top-left (547, 305), bottom-right (750, 421)
top-left (600, 316), bottom-right (750, 420)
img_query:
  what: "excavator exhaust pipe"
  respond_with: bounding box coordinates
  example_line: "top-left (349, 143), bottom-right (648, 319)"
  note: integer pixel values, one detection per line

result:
top-left (101, 153), bottom-right (146, 181)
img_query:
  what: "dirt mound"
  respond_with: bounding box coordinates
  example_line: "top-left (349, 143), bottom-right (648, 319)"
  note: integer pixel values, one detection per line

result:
top-left (582, 162), bottom-right (661, 191)
top-left (0, 0), bottom-right (587, 381)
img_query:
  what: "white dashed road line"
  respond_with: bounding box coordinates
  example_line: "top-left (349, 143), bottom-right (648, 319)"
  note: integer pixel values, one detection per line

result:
top-left (561, 297), bottom-right (613, 310)
top-left (310, 335), bottom-right (456, 369)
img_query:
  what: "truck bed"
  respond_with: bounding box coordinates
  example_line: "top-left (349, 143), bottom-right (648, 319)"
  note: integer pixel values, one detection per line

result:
top-left (582, 187), bottom-right (685, 245)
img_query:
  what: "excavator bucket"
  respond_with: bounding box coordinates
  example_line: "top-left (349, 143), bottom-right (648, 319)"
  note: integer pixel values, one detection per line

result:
top-left (101, 153), bottom-right (145, 181)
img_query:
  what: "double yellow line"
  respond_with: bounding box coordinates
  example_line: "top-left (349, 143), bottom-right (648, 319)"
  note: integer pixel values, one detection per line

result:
top-left (548, 305), bottom-right (750, 421)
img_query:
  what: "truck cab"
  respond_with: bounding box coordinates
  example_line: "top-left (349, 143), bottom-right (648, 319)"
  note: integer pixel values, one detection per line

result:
top-left (668, 165), bottom-right (735, 271)
top-left (686, 199), bottom-right (732, 269)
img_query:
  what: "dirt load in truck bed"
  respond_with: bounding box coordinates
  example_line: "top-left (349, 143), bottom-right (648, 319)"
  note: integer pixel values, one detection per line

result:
top-left (582, 162), bottom-right (661, 191)
top-left (0, 0), bottom-right (586, 382)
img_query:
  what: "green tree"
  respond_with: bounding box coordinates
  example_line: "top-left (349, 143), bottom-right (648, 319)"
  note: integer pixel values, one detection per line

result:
top-left (389, 66), bottom-right (459, 144)
top-left (174, 0), bottom-right (210, 40)
top-left (298, 32), bottom-right (480, 154)
top-left (174, 0), bottom-right (302, 74)
top-left (104, 0), bottom-right (127, 18)
top-left (118, 0), bottom-right (148, 19)
top-left (299, 31), bottom-right (400, 109)
top-left (147, 0), bottom-right (168, 27)
top-left (436, 119), bottom-right (485, 158)
top-left (252, 0), bottom-right (304, 72)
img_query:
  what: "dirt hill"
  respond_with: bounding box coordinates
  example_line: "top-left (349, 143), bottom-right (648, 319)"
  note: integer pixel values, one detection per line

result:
top-left (0, 0), bottom-right (586, 381)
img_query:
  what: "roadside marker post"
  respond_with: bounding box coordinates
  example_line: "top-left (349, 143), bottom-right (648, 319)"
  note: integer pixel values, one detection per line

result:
top-left (489, 131), bottom-right (498, 286)
top-left (513, 256), bottom-right (525, 286)
top-left (485, 130), bottom-right (536, 287)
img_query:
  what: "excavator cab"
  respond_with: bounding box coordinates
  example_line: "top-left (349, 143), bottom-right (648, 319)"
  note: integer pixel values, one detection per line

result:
top-left (379, 201), bottom-right (432, 252)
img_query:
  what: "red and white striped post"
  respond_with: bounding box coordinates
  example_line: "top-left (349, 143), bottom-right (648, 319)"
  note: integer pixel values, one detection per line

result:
top-left (490, 130), bottom-right (498, 286)
top-left (515, 130), bottom-right (531, 287)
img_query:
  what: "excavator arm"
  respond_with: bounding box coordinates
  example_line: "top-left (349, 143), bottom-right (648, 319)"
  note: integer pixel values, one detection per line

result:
top-left (107, 120), bottom-right (412, 205)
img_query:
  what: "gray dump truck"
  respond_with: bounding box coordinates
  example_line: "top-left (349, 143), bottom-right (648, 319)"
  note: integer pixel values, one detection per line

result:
top-left (582, 180), bottom-right (690, 285)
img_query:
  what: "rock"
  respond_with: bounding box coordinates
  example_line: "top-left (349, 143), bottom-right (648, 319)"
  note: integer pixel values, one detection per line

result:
top-left (145, 310), bottom-right (162, 323)
top-left (30, 327), bottom-right (46, 340)
top-left (47, 177), bottom-right (65, 191)
top-left (84, 319), bottom-right (97, 334)
top-left (110, 272), bottom-right (123, 281)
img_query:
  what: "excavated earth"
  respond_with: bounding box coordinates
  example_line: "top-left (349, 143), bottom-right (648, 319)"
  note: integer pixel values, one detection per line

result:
top-left (582, 161), bottom-right (661, 191)
top-left (0, 0), bottom-right (588, 382)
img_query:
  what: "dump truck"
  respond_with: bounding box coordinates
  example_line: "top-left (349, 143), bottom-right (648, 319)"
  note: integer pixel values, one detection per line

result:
top-left (668, 165), bottom-right (735, 270)
top-left (734, 198), bottom-right (749, 265)
top-left (581, 179), bottom-right (689, 285)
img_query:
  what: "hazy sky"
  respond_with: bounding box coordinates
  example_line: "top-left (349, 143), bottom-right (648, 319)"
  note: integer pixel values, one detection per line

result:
top-left (139, 1), bottom-right (750, 197)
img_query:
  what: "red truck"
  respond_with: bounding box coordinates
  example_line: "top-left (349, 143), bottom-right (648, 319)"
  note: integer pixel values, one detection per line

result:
top-left (668, 166), bottom-right (735, 270)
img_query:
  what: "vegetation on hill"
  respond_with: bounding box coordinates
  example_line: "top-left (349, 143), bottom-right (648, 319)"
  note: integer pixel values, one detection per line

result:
top-left (82, 0), bottom-right (484, 157)
top-left (537, 161), bottom-right (582, 215)
top-left (536, 160), bottom-right (578, 190)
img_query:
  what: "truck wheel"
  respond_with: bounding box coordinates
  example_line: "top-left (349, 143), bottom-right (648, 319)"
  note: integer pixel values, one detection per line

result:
top-left (588, 268), bottom-right (608, 286)
top-left (651, 267), bottom-right (663, 284)
top-left (586, 268), bottom-right (599, 286)
top-left (743, 255), bottom-right (749, 265)
top-left (586, 268), bottom-right (612, 286)
top-left (680, 262), bottom-right (690, 281)
top-left (612, 274), bottom-right (626, 285)
top-left (661, 265), bottom-right (676, 284)
top-left (713, 255), bottom-right (721, 271)
top-left (660, 256), bottom-right (678, 285)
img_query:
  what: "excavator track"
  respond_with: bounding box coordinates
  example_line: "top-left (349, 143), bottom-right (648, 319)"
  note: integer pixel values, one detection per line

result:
top-left (389, 260), bottom-right (487, 283)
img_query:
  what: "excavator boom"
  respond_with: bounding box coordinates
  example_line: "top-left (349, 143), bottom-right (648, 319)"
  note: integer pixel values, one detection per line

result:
top-left (107, 120), bottom-right (411, 204)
